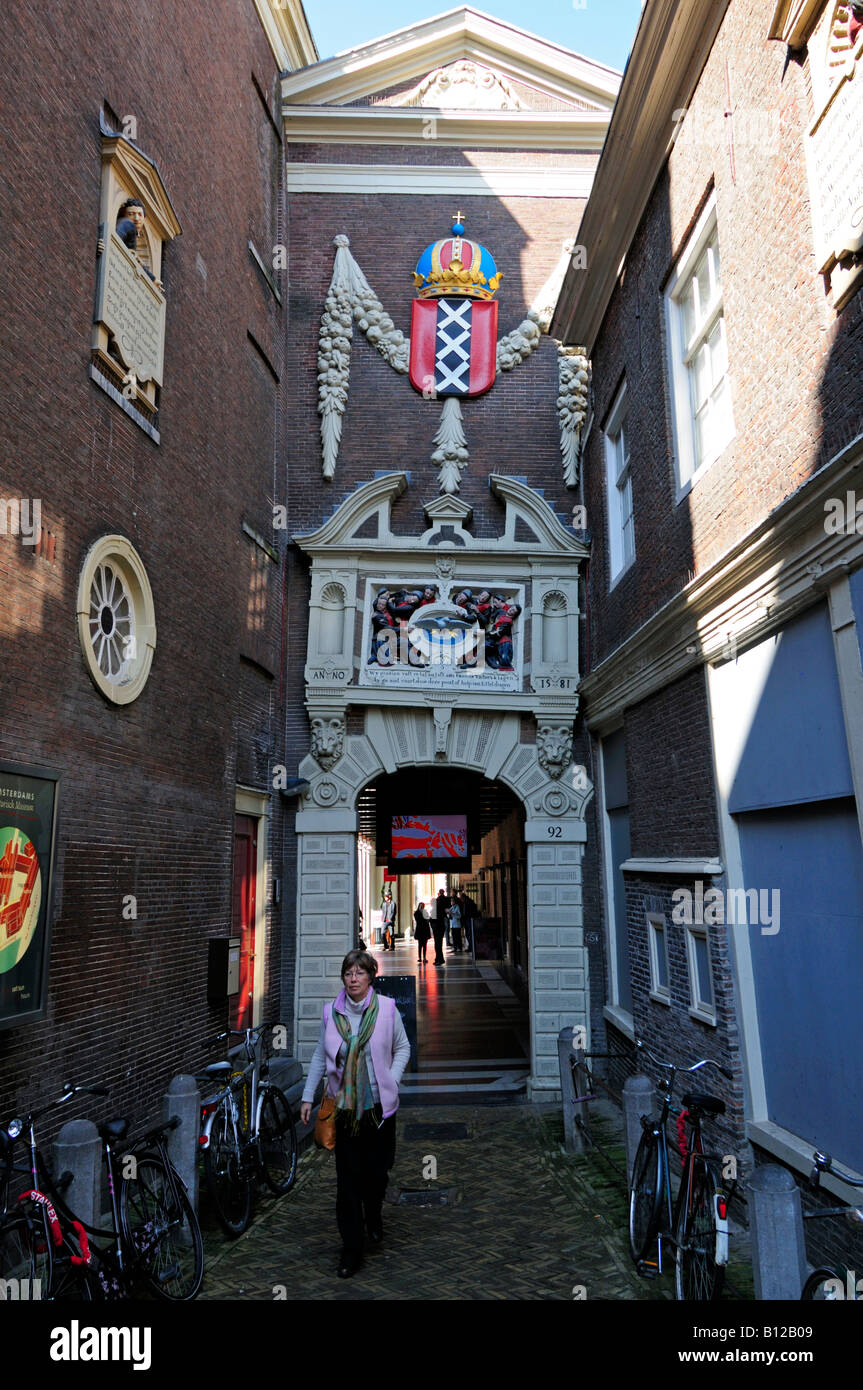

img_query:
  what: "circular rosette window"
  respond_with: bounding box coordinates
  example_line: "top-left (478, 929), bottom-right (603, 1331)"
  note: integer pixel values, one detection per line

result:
top-left (76, 536), bottom-right (157, 704)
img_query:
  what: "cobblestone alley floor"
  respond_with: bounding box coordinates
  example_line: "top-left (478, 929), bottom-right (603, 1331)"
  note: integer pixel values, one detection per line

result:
top-left (199, 1099), bottom-right (752, 1302)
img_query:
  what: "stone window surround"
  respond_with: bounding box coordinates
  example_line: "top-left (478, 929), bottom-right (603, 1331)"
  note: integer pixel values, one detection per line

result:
top-left (75, 534), bottom-right (157, 705)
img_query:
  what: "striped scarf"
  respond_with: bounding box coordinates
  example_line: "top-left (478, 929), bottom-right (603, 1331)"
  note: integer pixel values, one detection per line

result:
top-left (333, 989), bottom-right (379, 1129)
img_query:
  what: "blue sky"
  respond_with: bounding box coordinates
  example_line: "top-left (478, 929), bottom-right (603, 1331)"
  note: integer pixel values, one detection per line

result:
top-left (302, 1), bottom-right (646, 73)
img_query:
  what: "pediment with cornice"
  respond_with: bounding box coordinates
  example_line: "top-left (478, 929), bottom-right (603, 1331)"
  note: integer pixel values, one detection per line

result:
top-left (282, 7), bottom-right (619, 115)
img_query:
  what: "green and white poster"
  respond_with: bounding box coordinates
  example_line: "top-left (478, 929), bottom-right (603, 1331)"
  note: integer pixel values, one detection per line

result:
top-left (0, 762), bottom-right (59, 1028)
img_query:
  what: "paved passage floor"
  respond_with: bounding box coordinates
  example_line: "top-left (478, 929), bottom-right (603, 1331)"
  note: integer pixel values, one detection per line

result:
top-left (373, 933), bottom-right (531, 1103)
top-left (200, 1102), bottom-right (668, 1301)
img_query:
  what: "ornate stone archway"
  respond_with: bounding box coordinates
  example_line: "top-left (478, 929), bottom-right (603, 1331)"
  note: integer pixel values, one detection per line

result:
top-left (292, 473), bottom-right (592, 1097)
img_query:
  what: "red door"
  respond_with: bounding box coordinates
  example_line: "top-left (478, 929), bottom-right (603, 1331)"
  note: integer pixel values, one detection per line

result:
top-left (232, 815), bottom-right (257, 1031)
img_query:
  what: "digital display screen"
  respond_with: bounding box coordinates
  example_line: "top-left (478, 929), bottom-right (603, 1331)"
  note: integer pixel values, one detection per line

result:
top-left (391, 814), bottom-right (469, 860)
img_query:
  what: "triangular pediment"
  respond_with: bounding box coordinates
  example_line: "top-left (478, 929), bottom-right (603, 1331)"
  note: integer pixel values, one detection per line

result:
top-left (283, 6), bottom-right (619, 114)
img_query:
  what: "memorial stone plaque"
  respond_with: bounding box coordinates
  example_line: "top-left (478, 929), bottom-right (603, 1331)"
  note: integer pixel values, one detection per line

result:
top-left (805, 40), bottom-right (863, 309)
top-left (96, 232), bottom-right (166, 384)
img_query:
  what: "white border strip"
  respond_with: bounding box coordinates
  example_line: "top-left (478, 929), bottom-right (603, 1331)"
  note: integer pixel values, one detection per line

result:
top-left (285, 163), bottom-right (594, 198)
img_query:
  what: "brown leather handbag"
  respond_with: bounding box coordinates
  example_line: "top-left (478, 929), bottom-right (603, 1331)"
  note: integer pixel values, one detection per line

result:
top-left (314, 1092), bottom-right (337, 1150)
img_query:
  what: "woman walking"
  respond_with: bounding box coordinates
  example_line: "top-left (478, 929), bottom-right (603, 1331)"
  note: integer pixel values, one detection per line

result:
top-left (413, 901), bottom-right (431, 964)
top-left (299, 949), bottom-right (411, 1279)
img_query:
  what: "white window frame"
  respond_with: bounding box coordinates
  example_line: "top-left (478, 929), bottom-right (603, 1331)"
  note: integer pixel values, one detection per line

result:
top-left (646, 911), bottom-right (671, 1005)
top-left (665, 191), bottom-right (735, 501)
top-left (604, 381), bottom-right (635, 587)
top-left (685, 923), bottom-right (717, 1026)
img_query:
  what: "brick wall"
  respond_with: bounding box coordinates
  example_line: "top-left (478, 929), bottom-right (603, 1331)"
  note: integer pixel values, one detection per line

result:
top-left (0, 0), bottom-right (289, 1128)
top-left (583, 0), bottom-right (863, 668)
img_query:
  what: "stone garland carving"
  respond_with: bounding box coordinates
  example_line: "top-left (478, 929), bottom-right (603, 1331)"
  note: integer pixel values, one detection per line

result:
top-left (536, 722), bottom-right (574, 781)
top-left (403, 60), bottom-right (525, 111)
top-left (318, 235), bottom-right (409, 480)
top-left (431, 397), bottom-right (469, 494)
top-left (310, 714), bottom-right (345, 770)
top-left (557, 346), bottom-right (591, 488)
top-left (496, 311), bottom-right (542, 372)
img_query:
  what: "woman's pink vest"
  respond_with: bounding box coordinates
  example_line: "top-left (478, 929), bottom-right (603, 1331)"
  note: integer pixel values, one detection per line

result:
top-left (322, 990), bottom-right (399, 1118)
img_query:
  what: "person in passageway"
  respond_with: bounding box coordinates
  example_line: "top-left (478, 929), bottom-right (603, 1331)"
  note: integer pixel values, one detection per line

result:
top-left (413, 901), bottom-right (431, 964)
top-left (299, 949), bottom-right (411, 1279)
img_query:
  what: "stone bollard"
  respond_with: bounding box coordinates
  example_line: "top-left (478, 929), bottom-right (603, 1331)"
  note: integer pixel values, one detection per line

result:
top-left (749, 1164), bottom-right (808, 1300)
top-left (53, 1119), bottom-right (102, 1228)
top-left (623, 1074), bottom-right (655, 1187)
top-left (163, 1074), bottom-right (201, 1211)
top-left (558, 1027), bottom-right (584, 1154)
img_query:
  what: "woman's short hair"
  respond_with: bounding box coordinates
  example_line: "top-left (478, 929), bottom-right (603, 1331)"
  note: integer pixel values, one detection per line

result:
top-left (341, 948), bottom-right (378, 980)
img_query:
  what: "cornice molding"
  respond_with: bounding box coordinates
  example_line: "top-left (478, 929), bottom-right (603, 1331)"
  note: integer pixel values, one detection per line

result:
top-left (551, 0), bottom-right (732, 352)
top-left (285, 161), bottom-right (596, 196)
top-left (580, 434), bottom-right (863, 731)
top-left (252, 0), bottom-right (318, 71)
top-left (282, 106), bottom-right (609, 150)
top-left (281, 6), bottom-right (620, 110)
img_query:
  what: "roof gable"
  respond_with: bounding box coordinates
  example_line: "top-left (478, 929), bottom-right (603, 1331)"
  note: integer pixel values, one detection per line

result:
top-left (283, 6), bottom-right (619, 112)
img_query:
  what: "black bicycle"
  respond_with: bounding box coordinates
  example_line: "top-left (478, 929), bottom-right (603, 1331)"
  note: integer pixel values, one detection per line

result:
top-left (0, 1083), bottom-right (203, 1300)
top-left (199, 1024), bottom-right (298, 1238)
top-left (801, 1150), bottom-right (863, 1300)
top-left (628, 1039), bottom-right (733, 1300)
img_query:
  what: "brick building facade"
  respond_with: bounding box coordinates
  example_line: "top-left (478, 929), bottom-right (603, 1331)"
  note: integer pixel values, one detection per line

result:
top-left (553, 0), bottom-right (863, 1249)
top-left (0, 0), bottom-right (316, 1122)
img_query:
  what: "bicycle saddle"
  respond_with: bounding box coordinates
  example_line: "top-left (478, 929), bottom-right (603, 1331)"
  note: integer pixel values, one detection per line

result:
top-left (681, 1091), bottom-right (725, 1116)
top-left (202, 1061), bottom-right (233, 1077)
top-left (98, 1117), bottom-right (130, 1144)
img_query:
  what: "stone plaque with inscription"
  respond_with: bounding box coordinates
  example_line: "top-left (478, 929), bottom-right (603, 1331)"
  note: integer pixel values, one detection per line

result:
top-left (95, 232), bottom-right (166, 384)
top-left (805, 42), bottom-right (863, 309)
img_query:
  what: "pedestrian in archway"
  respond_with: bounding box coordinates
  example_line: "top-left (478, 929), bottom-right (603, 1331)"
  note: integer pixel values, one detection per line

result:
top-left (449, 895), bottom-right (463, 952)
top-left (413, 901), bottom-right (431, 964)
top-left (299, 949), bottom-right (411, 1279)
top-left (381, 890), bottom-right (397, 950)
top-left (432, 888), bottom-right (448, 965)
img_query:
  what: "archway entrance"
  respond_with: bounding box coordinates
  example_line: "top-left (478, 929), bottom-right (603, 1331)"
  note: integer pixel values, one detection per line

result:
top-left (357, 768), bottom-right (530, 1102)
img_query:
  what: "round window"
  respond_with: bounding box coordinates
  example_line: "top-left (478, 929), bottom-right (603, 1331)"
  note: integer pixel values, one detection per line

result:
top-left (76, 536), bottom-right (156, 704)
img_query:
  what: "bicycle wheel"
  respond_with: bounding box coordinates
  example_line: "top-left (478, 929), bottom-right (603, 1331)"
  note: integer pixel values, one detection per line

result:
top-left (674, 1160), bottom-right (725, 1300)
top-left (258, 1086), bottom-right (298, 1195)
top-left (0, 1212), bottom-right (50, 1300)
top-left (120, 1158), bottom-right (203, 1301)
top-left (629, 1128), bottom-right (662, 1262)
top-left (203, 1105), bottom-right (252, 1237)
top-left (802, 1268), bottom-right (848, 1300)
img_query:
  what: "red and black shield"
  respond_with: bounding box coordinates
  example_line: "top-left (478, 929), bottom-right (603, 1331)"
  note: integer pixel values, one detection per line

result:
top-left (409, 297), bottom-right (498, 399)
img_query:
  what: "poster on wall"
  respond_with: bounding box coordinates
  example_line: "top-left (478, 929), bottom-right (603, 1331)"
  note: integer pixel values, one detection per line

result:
top-left (0, 761), bottom-right (60, 1029)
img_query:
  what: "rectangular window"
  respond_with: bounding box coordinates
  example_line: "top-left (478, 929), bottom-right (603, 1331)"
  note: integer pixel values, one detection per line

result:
top-left (685, 926), bottom-right (716, 1024)
top-left (646, 911), bottom-right (671, 1004)
top-left (604, 381), bottom-right (634, 585)
top-left (665, 192), bottom-right (734, 496)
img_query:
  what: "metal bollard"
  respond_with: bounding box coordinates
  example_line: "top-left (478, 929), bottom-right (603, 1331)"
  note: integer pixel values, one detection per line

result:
top-left (748, 1164), bottom-right (807, 1300)
top-left (163, 1074), bottom-right (201, 1211)
top-left (557, 1026), bottom-right (584, 1153)
top-left (53, 1118), bottom-right (101, 1228)
top-left (622, 1074), bottom-right (655, 1187)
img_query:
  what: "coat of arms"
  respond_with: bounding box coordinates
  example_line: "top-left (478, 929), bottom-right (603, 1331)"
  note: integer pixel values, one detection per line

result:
top-left (408, 214), bottom-right (500, 399)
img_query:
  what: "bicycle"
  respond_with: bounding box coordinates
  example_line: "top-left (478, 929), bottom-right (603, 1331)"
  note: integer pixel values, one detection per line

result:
top-left (628, 1039), bottom-right (733, 1300)
top-left (0, 1082), bottom-right (203, 1301)
top-left (800, 1151), bottom-right (863, 1300)
top-left (198, 1023), bottom-right (297, 1237)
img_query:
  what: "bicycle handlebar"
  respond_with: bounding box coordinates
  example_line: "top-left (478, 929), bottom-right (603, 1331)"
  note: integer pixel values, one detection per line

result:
top-left (635, 1038), bottom-right (732, 1082)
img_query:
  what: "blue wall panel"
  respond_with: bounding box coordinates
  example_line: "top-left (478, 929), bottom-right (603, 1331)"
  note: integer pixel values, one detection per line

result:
top-left (728, 603), bottom-right (853, 813)
top-left (738, 798), bottom-right (863, 1168)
